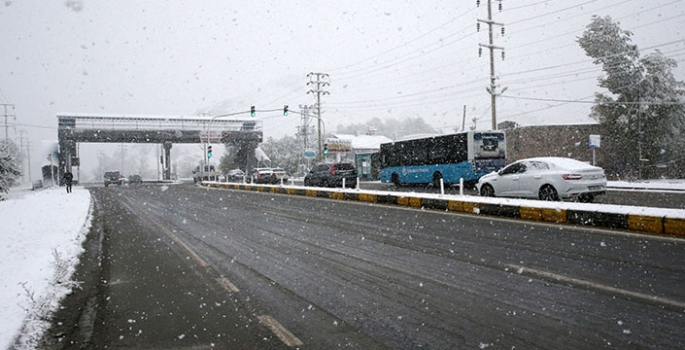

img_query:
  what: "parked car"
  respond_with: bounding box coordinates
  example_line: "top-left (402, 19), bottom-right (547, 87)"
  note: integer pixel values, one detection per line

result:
top-left (304, 162), bottom-right (358, 188)
top-left (247, 168), bottom-right (277, 184)
top-left (476, 157), bottom-right (607, 202)
top-left (104, 171), bottom-right (123, 187)
top-left (226, 169), bottom-right (245, 182)
top-left (128, 174), bottom-right (143, 184)
top-left (272, 167), bottom-right (289, 183)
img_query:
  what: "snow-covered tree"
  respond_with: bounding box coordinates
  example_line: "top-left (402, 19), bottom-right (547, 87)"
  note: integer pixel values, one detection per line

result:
top-left (578, 16), bottom-right (685, 178)
top-left (0, 141), bottom-right (22, 194)
top-left (260, 135), bottom-right (303, 175)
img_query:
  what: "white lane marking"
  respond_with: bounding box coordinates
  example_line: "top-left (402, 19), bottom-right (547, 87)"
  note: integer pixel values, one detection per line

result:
top-left (216, 277), bottom-right (240, 293)
top-left (507, 264), bottom-right (685, 310)
top-left (257, 315), bottom-right (304, 347)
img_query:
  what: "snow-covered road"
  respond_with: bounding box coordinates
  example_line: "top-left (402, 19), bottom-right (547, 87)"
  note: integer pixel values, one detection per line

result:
top-left (0, 180), bottom-right (683, 349)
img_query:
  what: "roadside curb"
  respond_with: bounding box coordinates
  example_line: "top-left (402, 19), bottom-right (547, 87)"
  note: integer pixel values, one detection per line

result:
top-left (201, 182), bottom-right (685, 237)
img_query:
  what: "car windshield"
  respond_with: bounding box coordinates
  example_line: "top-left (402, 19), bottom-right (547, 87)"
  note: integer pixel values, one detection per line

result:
top-left (2, 2), bottom-right (684, 350)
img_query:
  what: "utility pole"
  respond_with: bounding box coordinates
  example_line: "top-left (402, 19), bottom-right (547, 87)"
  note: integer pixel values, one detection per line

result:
top-left (299, 105), bottom-right (313, 172)
top-left (298, 104), bottom-right (311, 151)
top-left (462, 105), bottom-right (467, 132)
top-left (26, 139), bottom-right (32, 183)
top-left (18, 130), bottom-right (27, 184)
top-left (1, 103), bottom-right (16, 142)
top-left (477, 0), bottom-right (506, 130)
top-left (307, 73), bottom-right (330, 162)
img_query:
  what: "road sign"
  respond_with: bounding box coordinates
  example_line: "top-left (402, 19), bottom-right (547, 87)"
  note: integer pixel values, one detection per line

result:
top-left (324, 138), bottom-right (352, 153)
top-left (589, 134), bottom-right (601, 149)
top-left (304, 149), bottom-right (316, 158)
top-left (200, 130), bottom-right (222, 143)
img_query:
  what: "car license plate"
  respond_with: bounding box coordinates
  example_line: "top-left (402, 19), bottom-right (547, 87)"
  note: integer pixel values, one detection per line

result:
top-left (588, 186), bottom-right (602, 191)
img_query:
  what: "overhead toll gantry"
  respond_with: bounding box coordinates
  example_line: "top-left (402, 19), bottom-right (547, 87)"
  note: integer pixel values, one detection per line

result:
top-left (57, 113), bottom-right (263, 181)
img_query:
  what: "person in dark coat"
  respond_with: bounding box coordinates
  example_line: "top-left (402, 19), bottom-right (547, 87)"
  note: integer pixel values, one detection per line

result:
top-left (63, 171), bottom-right (74, 193)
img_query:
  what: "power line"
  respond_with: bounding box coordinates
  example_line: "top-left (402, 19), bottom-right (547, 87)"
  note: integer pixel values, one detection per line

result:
top-left (298, 0), bottom-right (684, 123)
top-left (333, 25), bottom-right (477, 82)
top-left (326, 6), bottom-right (478, 75)
top-left (501, 95), bottom-right (685, 105)
top-left (319, 0), bottom-right (682, 116)
top-left (506, 0), bottom-right (552, 12)
top-left (509, 0), bottom-right (600, 26)
top-left (514, 6), bottom-right (685, 53)
top-left (511, 0), bottom-right (637, 35)
top-left (8, 122), bottom-right (58, 130)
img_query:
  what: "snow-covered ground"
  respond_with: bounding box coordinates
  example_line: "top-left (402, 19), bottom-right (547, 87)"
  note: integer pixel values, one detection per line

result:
top-left (0, 187), bottom-right (92, 350)
top-left (0, 180), bottom-right (683, 349)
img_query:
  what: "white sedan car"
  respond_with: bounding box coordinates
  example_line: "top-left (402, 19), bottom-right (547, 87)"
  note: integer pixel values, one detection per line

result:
top-left (476, 157), bottom-right (607, 202)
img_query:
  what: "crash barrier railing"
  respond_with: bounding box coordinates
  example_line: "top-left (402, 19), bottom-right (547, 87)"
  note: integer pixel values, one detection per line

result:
top-left (200, 182), bottom-right (685, 237)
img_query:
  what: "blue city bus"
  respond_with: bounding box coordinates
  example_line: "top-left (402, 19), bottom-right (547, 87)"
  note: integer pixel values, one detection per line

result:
top-left (379, 131), bottom-right (506, 186)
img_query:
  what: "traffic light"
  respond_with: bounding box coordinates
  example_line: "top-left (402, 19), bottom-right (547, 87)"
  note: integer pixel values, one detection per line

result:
top-left (323, 143), bottom-right (329, 154)
top-left (207, 145), bottom-right (213, 158)
top-left (250, 106), bottom-right (256, 117)
top-left (283, 105), bottom-right (289, 116)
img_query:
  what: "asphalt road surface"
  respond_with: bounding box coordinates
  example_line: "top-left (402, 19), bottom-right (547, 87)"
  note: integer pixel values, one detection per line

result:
top-left (43, 183), bottom-right (685, 349)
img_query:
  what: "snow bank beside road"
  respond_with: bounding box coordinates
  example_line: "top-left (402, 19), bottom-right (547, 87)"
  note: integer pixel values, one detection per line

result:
top-left (0, 187), bottom-right (92, 349)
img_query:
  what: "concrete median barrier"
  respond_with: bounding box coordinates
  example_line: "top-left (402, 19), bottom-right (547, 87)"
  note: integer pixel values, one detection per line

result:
top-left (201, 181), bottom-right (685, 237)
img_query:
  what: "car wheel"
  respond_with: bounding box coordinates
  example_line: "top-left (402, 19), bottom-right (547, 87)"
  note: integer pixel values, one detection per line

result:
top-left (539, 185), bottom-right (560, 201)
top-left (304, 178), bottom-right (310, 186)
top-left (480, 184), bottom-right (495, 197)
top-left (579, 193), bottom-right (594, 203)
top-left (391, 173), bottom-right (401, 187)
top-left (322, 179), bottom-right (330, 187)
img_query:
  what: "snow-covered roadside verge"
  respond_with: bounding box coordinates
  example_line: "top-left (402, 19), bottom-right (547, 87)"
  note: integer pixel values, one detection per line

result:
top-left (608, 180), bottom-right (685, 192)
top-left (0, 187), bottom-right (92, 350)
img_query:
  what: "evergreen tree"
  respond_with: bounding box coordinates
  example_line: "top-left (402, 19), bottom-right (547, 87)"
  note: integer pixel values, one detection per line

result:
top-left (0, 141), bottom-right (22, 194)
top-left (578, 16), bottom-right (685, 178)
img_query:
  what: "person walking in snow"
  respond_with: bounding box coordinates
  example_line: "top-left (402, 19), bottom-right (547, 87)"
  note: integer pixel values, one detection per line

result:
top-left (63, 170), bottom-right (74, 193)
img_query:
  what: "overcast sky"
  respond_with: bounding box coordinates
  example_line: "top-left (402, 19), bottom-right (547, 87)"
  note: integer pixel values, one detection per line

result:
top-left (1, 0), bottom-right (683, 178)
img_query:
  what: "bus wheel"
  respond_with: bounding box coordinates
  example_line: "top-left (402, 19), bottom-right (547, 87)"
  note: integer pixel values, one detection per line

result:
top-left (391, 173), bottom-right (401, 187)
top-left (539, 185), bottom-right (560, 201)
top-left (432, 172), bottom-right (443, 188)
top-left (480, 184), bottom-right (495, 197)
